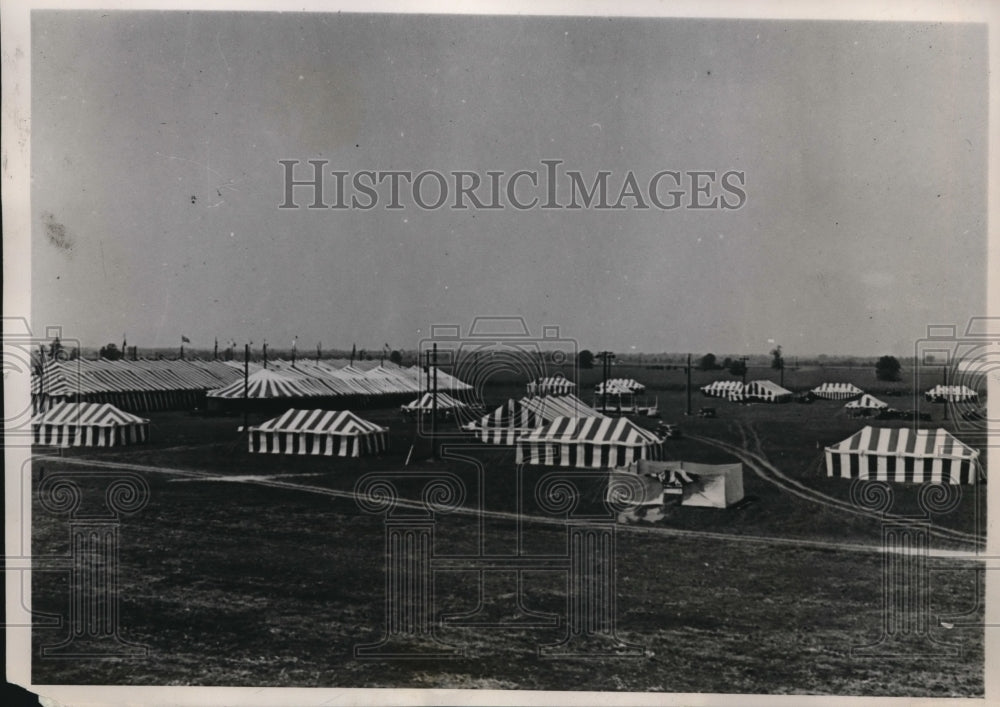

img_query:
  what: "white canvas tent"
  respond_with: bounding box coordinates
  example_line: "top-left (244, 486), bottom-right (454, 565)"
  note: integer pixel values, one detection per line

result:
top-left (825, 425), bottom-right (981, 484)
top-left (743, 380), bottom-right (793, 402)
top-left (629, 459), bottom-right (744, 508)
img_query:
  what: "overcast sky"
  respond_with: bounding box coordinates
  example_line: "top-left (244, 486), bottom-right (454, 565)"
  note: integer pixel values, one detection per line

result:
top-left (31, 12), bottom-right (987, 356)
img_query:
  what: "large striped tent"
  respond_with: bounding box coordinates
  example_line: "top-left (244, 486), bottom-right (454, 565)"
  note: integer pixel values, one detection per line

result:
top-left (825, 426), bottom-right (981, 484)
top-left (526, 376), bottom-right (576, 396)
top-left (701, 380), bottom-right (745, 400)
top-left (594, 378), bottom-right (646, 395)
top-left (925, 385), bottom-right (979, 402)
top-left (845, 394), bottom-right (889, 410)
top-left (743, 380), bottom-right (793, 402)
top-left (248, 409), bottom-right (388, 457)
top-left (516, 416), bottom-right (664, 468)
top-left (464, 395), bottom-right (605, 445)
top-left (33, 402), bottom-right (149, 447)
top-left (207, 368), bottom-right (332, 400)
top-left (812, 382), bottom-right (864, 400)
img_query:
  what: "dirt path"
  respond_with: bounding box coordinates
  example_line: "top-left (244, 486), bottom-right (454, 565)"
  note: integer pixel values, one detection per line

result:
top-left (688, 422), bottom-right (984, 548)
top-left (35, 454), bottom-right (985, 561)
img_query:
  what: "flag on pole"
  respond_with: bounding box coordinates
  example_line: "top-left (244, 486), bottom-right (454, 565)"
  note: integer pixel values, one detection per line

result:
top-left (181, 335), bottom-right (191, 343)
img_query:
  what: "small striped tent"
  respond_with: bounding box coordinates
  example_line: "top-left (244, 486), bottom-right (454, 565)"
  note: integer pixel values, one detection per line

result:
top-left (825, 426), bottom-right (981, 484)
top-left (248, 409), bottom-right (389, 457)
top-left (845, 394), bottom-right (888, 410)
top-left (401, 392), bottom-right (470, 415)
top-left (32, 402), bottom-right (149, 447)
top-left (701, 380), bottom-right (745, 400)
top-left (744, 380), bottom-right (793, 402)
top-left (594, 378), bottom-right (646, 395)
top-left (812, 382), bottom-right (863, 400)
top-left (516, 416), bottom-right (664, 468)
top-left (925, 385), bottom-right (979, 403)
top-left (526, 376), bottom-right (576, 396)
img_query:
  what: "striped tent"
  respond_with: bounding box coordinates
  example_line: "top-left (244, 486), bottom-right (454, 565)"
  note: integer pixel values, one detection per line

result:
top-left (516, 416), bottom-right (664, 468)
top-left (207, 369), bottom-right (331, 399)
top-left (33, 402), bottom-right (149, 447)
top-left (701, 380), bottom-right (745, 401)
top-left (744, 380), bottom-right (793, 402)
top-left (249, 409), bottom-right (388, 457)
top-left (925, 385), bottom-right (979, 402)
top-left (520, 394), bottom-right (606, 422)
top-left (812, 382), bottom-right (864, 400)
top-left (464, 395), bottom-right (605, 445)
top-left (595, 378), bottom-right (646, 395)
top-left (401, 392), bottom-right (470, 414)
top-left (526, 376), bottom-right (576, 396)
top-left (463, 398), bottom-right (542, 445)
top-left (825, 426), bottom-right (981, 484)
top-left (845, 394), bottom-right (888, 410)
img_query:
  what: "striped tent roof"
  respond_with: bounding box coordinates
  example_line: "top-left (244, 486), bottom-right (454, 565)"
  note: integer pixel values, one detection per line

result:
top-left (520, 394), bottom-right (606, 421)
top-left (402, 392), bottom-right (470, 410)
top-left (595, 378), bottom-right (646, 394)
top-left (251, 408), bottom-right (387, 435)
top-left (825, 426), bottom-right (979, 462)
top-left (925, 385), bottom-right (979, 400)
top-left (33, 401), bottom-right (148, 426)
top-left (526, 376), bottom-right (576, 394)
top-left (745, 380), bottom-right (793, 397)
top-left (701, 380), bottom-right (744, 394)
top-left (812, 382), bottom-right (864, 399)
top-left (517, 416), bottom-right (662, 446)
top-left (207, 369), bottom-right (332, 399)
top-left (33, 358), bottom-right (240, 395)
top-left (845, 394), bottom-right (888, 409)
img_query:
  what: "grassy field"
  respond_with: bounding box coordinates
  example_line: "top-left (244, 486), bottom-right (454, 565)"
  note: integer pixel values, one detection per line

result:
top-left (29, 373), bottom-right (986, 694)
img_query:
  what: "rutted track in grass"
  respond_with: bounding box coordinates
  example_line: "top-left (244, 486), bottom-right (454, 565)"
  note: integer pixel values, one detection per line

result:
top-left (688, 423), bottom-right (984, 548)
top-left (36, 455), bottom-right (984, 560)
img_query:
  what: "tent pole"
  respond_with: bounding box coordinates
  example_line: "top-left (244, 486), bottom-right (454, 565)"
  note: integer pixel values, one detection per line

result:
top-left (244, 344), bottom-right (249, 434)
top-left (686, 353), bottom-right (692, 416)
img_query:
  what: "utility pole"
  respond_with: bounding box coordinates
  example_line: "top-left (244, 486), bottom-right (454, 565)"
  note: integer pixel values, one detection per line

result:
top-left (741, 356), bottom-right (749, 386)
top-left (942, 363), bottom-right (949, 421)
top-left (243, 343), bottom-right (250, 434)
top-left (686, 353), bottom-right (692, 416)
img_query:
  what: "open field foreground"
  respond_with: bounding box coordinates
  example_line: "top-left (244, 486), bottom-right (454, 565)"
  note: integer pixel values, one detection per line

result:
top-left (30, 383), bottom-right (986, 695)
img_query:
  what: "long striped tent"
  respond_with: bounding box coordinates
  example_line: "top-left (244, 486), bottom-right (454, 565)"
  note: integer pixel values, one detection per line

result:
top-left (33, 402), bottom-right (149, 447)
top-left (925, 385), bottom-right (979, 402)
top-left (743, 380), bottom-right (793, 402)
top-left (516, 416), bottom-right (664, 469)
top-left (594, 378), bottom-right (646, 395)
top-left (812, 382), bottom-right (864, 400)
top-left (401, 392), bottom-right (470, 414)
top-left (825, 426), bottom-right (981, 484)
top-left (845, 394), bottom-right (888, 410)
top-left (526, 376), bottom-right (576, 396)
top-left (248, 409), bottom-right (388, 457)
top-left (700, 380), bottom-right (744, 400)
top-left (207, 368), bottom-right (332, 399)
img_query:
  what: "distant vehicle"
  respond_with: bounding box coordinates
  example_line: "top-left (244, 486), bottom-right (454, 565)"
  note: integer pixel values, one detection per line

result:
top-left (962, 408), bottom-right (986, 421)
top-left (796, 394), bottom-right (814, 404)
top-left (698, 407), bottom-right (717, 418)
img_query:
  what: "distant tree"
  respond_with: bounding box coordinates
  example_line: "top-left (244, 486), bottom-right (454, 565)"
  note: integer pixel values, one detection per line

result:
top-left (697, 353), bottom-right (719, 371)
top-left (578, 350), bottom-right (595, 369)
top-left (770, 345), bottom-right (784, 371)
top-left (722, 357), bottom-right (733, 370)
top-left (99, 343), bottom-right (123, 361)
top-left (68, 346), bottom-right (79, 361)
top-left (728, 359), bottom-right (747, 377)
top-left (389, 350), bottom-right (403, 365)
top-left (875, 355), bottom-right (902, 382)
top-left (49, 336), bottom-right (64, 361)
